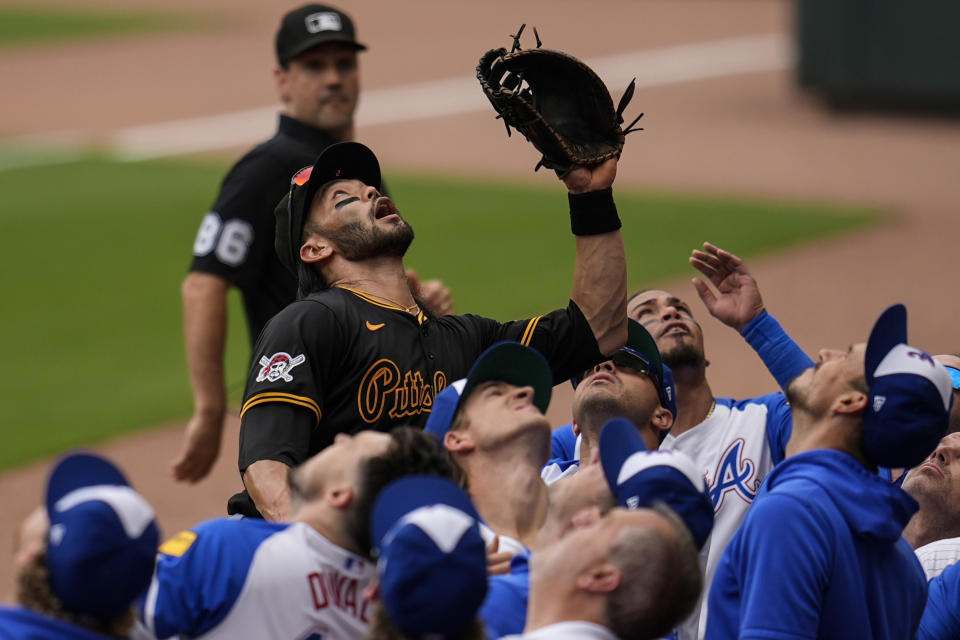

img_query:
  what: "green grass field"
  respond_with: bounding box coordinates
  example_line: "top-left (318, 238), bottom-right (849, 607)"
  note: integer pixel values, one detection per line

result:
top-left (0, 4), bottom-right (202, 48)
top-left (0, 153), bottom-right (880, 471)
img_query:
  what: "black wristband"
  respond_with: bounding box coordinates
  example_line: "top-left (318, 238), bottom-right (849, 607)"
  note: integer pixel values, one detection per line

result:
top-left (568, 187), bottom-right (621, 236)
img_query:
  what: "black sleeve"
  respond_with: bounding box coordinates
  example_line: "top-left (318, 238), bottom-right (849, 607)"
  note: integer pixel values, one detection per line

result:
top-left (188, 151), bottom-right (290, 289)
top-left (467, 300), bottom-right (605, 385)
top-left (238, 300), bottom-right (343, 467)
top-left (238, 402), bottom-right (315, 472)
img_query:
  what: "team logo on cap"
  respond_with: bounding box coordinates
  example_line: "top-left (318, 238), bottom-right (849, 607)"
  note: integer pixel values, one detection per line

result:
top-left (257, 352), bottom-right (306, 383)
top-left (873, 395), bottom-right (887, 412)
top-left (305, 12), bottom-right (342, 33)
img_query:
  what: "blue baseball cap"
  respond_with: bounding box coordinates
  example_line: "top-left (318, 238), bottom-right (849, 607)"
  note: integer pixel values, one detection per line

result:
top-left (371, 475), bottom-right (488, 637)
top-left (863, 304), bottom-right (954, 468)
top-left (424, 341), bottom-right (553, 440)
top-left (598, 418), bottom-right (714, 549)
top-left (573, 320), bottom-right (677, 419)
top-left (45, 452), bottom-right (160, 618)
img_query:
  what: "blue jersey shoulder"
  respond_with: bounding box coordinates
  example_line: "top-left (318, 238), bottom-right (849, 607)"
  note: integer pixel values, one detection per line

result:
top-left (145, 518), bottom-right (290, 638)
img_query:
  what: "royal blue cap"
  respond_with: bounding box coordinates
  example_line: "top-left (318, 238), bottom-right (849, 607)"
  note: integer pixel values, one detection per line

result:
top-left (45, 452), bottom-right (160, 618)
top-left (863, 304), bottom-right (954, 468)
top-left (371, 475), bottom-right (487, 637)
top-left (424, 341), bottom-right (552, 441)
top-left (598, 418), bottom-right (714, 549)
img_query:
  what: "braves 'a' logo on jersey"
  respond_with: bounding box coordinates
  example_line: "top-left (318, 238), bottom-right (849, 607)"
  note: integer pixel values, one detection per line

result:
top-left (257, 352), bottom-right (306, 383)
top-left (708, 438), bottom-right (759, 509)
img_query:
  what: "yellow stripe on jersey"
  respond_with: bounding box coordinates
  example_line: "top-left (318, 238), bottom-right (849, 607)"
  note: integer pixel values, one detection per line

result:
top-left (159, 531), bottom-right (197, 557)
top-left (521, 316), bottom-right (543, 346)
top-left (241, 392), bottom-right (321, 425)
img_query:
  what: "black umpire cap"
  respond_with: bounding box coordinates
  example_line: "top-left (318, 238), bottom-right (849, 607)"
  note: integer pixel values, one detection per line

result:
top-left (276, 4), bottom-right (367, 67)
top-left (275, 142), bottom-right (382, 275)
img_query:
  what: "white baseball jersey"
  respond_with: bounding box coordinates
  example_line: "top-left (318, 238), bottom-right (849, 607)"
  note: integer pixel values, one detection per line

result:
top-left (660, 393), bottom-right (792, 640)
top-left (915, 536), bottom-right (960, 581)
top-left (138, 518), bottom-right (374, 640)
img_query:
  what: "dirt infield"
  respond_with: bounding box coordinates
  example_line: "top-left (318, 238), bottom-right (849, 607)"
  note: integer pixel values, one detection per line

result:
top-left (3, 0), bottom-right (960, 602)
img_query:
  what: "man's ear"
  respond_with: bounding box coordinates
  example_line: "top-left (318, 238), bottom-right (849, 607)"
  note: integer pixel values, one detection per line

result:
top-left (274, 66), bottom-right (291, 103)
top-left (572, 422), bottom-right (581, 437)
top-left (575, 563), bottom-right (622, 594)
top-left (834, 390), bottom-right (868, 417)
top-left (444, 429), bottom-right (475, 453)
top-left (300, 236), bottom-right (333, 264)
top-left (651, 406), bottom-right (674, 432)
top-left (327, 484), bottom-right (354, 509)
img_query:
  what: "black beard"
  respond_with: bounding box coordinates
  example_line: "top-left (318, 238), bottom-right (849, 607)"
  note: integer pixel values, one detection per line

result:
top-left (662, 343), bottom-right (706, 370)
top-left (323, 218), bottom-right (415, 260)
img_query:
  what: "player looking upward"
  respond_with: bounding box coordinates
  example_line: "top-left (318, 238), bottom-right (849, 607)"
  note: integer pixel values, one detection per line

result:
top-left (233, 141), bottom-right (627, 520)
top-left (707, 304), bottom-right (952, 639)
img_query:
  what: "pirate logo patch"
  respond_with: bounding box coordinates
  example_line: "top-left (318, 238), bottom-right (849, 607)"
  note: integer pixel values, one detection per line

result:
top-left (257, 352), bottom-right (306, 383)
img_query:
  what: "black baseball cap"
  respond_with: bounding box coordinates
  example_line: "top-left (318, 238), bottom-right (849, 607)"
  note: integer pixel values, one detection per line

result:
top-left (275, 141), bottom-right (382, 274)
top-left (276, 4), bottom-right (367, 66)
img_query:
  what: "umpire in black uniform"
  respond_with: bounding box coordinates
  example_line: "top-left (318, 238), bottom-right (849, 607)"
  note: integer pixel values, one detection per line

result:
top-left (174, 5), bottom-right (370, 483)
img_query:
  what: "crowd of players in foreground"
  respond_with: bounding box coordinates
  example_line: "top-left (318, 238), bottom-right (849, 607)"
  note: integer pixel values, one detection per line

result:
top-left (4, 3), bottom-right (960, 639)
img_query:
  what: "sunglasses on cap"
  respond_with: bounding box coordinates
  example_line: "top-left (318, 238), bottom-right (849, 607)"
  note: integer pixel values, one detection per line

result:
top-left (946, 366), bottom-right (960, 391)
top-left (291, 165), bottom-right (313, 189)
top-left (572, 346), bottom-right (655, 388)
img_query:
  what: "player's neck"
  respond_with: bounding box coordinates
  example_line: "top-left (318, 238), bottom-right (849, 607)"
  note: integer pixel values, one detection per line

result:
top-left (785, 415), bottom-right (870, 468)
top-left (902, 506), bottom-right (959, 549)
top-left (525, 584), bottom-right (605, 632)
top-left (329, 259), bottom-right (417, 311)
top-left (468, 459), bottom-right (549, 548)
top-left (292, 507), bottom-right (364, 556)
top-left (670, 370), bottom-right (715, 436)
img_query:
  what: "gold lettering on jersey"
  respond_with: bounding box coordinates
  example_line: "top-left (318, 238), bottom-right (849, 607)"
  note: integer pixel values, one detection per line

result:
top-left (357, 360), bottom-right (449, 424)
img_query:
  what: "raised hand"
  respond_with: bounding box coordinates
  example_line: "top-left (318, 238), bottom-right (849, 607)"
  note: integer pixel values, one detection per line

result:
top-left (561, 157), bottom-right (617, 194)
top-left (690, 242), bottom-right (765, 332)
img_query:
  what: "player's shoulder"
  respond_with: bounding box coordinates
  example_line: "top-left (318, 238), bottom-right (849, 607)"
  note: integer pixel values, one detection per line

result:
top-left (266, 290), bottom-right (354, 326)
top-left (721, 392), bottom-right (788, 412)
top-left (159, 517), bottom-right (289, 562)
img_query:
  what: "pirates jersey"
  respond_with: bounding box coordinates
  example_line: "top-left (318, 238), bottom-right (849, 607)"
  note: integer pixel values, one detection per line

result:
top-left (138, 519), bottom-right (374, 640)
top-left (237, 287), bottom-right (601, 479)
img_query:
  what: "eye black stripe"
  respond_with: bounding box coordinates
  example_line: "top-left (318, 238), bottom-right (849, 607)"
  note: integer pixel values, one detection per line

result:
top-left (334, 196), bottom-right (360, 210)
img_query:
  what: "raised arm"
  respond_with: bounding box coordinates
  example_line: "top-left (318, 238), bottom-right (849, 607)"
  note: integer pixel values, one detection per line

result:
top-left (690, 242), bottom-right (814, 389)
top-left (562, 159), bottom-right (627, 356)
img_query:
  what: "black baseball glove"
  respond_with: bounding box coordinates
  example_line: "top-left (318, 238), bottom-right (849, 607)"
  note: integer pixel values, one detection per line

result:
top-left (477, 24), bottom-right (643, 175)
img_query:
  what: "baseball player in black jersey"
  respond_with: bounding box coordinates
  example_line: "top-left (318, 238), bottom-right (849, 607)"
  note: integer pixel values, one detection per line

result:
top-left (232, 141), bottom-right (627, 519)
top-left (175, 5), bottom-right (451, 483)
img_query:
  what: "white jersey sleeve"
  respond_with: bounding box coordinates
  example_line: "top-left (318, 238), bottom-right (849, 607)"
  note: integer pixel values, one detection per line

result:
top-left (915, 536), bottom-right (960, 581)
